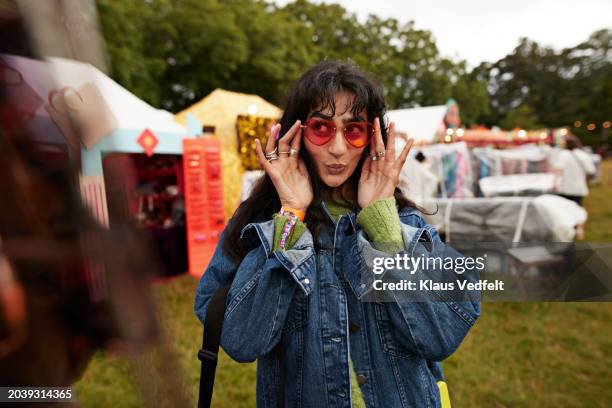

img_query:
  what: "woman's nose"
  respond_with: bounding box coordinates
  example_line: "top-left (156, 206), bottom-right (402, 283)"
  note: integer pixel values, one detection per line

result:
top-left (328, 128), bottom-right (348, 156)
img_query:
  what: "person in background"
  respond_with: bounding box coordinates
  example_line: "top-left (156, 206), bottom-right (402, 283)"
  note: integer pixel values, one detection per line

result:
top-left (553, 135), bottom-right (596, 206)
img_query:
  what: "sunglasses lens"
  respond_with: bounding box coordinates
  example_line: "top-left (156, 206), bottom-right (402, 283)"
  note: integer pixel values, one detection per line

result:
top-left (304, 119), bottom-right (334, 145)
top-left (344, 122), bottom-right (371, 147)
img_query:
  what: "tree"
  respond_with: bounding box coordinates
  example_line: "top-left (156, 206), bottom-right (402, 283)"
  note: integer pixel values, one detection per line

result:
top-left (475, 28), bottom-right (611, 146)
top-left (500, 103), bottom-right (541, 130)
top-left (97, 0), bottom-right (168, 106)
top-left (451, 66), bottom-right (490, 127)
top-left (96, 0), bottom-right (492, 123)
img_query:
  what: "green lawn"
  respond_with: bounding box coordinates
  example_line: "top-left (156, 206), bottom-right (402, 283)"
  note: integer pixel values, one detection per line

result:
top-left (75, 160), bottom-right (612, 407)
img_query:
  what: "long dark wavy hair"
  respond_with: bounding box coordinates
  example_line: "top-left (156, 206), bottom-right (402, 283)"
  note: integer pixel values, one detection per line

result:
top-left (223, 60), bottom-right (418, 262)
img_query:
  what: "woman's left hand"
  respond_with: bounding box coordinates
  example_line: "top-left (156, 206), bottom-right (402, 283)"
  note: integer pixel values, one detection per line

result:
top-left (358, 118), bottom-right (413, 209)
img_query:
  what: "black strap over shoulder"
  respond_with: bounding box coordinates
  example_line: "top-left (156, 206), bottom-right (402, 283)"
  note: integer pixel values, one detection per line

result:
top-left (197, 284), bottom-right (285, 408)
top-left (198, 284), bottom-right (230, 408)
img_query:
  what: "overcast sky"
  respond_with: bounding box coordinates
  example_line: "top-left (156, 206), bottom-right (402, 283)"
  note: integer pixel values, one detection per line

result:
top-left (276, 0), bottom-right (612, 67)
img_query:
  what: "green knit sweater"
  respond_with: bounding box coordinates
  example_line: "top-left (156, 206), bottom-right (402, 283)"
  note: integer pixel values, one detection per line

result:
top-left (272, 195), bottom-right (404, 253)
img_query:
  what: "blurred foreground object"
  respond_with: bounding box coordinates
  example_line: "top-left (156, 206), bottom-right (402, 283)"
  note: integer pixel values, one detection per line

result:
top-left (0, 1), bottom-right (189, 405)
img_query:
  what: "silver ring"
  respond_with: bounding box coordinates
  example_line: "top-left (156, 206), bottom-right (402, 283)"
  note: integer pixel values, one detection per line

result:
top-left (289, 148), bottom-right (299, 157)
top-left (265, 147), bottom-right (278, 159)
top-left (371, 155), bottom-right (379, 161)
top-left (376, 151), bottom-right (385, 157)
top-left (267, 155), bottom-right (279, 162)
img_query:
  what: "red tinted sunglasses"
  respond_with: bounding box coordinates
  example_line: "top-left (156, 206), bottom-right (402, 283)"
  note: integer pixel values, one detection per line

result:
top-left (301, 118), bottom-right (373, 148)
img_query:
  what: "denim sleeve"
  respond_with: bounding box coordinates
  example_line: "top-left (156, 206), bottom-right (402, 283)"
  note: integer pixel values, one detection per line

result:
top-left (343, 213), bottom-right (480, 362)
top-left (194, 219), bottom-right (315, 363)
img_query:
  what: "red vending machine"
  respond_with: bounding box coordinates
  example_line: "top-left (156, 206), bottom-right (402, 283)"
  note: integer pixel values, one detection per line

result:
top-left (183, 137), bottom-right (225, 278)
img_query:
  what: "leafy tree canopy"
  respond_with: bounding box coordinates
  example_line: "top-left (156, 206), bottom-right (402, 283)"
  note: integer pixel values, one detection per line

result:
top-left (97, 0), bottom-right (609, 146)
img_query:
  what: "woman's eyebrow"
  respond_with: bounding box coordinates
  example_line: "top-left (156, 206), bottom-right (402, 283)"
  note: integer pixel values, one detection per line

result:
top-left (344, 115), bottom-right (366, 123)
top-left (309, 112), bottom-right (366, 122)
top-left (309, 112), bottom-right (332, 120)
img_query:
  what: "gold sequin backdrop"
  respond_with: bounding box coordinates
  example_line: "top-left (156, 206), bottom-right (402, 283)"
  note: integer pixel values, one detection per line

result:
top-left (175, 89), bottom-right (282, 219)
top-left (236, 115), bottom-right (278, 171)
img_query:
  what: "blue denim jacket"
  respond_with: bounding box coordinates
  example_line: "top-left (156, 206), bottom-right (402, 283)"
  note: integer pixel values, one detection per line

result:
top-left (194, 203), bottom-right (480, 407)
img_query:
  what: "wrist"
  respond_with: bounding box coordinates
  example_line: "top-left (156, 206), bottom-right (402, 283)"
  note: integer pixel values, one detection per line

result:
top-left (280, 205), bottom-right (306, 222)
top-left (360, 195), bottom-right (393, 209)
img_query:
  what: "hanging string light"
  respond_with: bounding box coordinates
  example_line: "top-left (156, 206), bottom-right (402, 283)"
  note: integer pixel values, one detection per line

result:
top-left (570, 120), bottom-right (611, 131)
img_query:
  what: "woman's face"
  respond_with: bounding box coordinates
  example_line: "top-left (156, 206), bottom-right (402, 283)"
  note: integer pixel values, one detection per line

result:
top-left (303, 92), bottom-right (368, 188)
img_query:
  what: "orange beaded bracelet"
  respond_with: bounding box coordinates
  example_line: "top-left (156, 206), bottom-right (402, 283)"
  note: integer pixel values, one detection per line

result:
top-left (280, 206), bottom-right (305, 222)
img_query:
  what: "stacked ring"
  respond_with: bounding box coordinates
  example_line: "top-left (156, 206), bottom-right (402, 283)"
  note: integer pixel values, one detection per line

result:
top-left (371, 151), bottom-right (385, 161)
top-left (265, 147), bottom-right (279, 161)
top-left (265, 147), bottom-right (278, 158)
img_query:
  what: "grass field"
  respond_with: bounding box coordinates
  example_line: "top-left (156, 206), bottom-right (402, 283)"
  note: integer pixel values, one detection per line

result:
top-left (75, 160), bottom-right (612, 407)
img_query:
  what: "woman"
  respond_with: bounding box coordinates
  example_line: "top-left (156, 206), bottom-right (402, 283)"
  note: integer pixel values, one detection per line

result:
top-left (194, 61), bottom-right (480, 407)
top-left (553, 135), bottom-right (596, 206)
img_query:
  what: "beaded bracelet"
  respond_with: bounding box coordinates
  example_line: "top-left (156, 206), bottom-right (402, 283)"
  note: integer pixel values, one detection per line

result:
top-left (280, 206), bottom-right (305, 222)
top-left (278, 209), bottom-right (299, 251)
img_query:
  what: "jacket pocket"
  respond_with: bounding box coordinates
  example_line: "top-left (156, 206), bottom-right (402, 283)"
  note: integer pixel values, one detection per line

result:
top-left (374, 303), bottom-right (416, 360)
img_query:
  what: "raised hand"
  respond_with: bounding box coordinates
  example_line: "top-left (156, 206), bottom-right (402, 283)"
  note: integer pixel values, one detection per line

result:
top-left (358, 118), bottom-right (413, 209)
top-left (255, 120), bottom-right (313, 213)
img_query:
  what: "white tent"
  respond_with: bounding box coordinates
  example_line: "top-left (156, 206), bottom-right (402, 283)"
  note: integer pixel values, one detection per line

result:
top-left (1, 54), bottom-right (190, 227)
top-left (46, 57), bottom-right (185, 134)
top-left (1, 54), bottom-right (185, 135)
top-left (386, 105), bottom-right (447, 143)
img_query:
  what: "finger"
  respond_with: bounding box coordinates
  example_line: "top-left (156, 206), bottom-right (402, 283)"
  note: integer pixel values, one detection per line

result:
top-left (297, 159), bottom-right (308, 176)
top-left (395, 138), bottom-right (414, 171)
top-left (290, 123), bottom-right (302, 151)
top-left (278, 120), bottom-right (301, 152)
top-left (376, 117), bottom-right (385, 153)
top-left (255, 138), bottom-right (273, 173)
top-left (288, 126), bottom-right (303, 166)
top-left (360, 154), bottom-right (372, 182)
top-left (371, 117), bottom-right (385, 168)
top-left (370, 117), bottom-right (379, 155)
top-left (266, 124), bottom-right (280, 154)
top-left (386, 121), bottom-right (396, 159)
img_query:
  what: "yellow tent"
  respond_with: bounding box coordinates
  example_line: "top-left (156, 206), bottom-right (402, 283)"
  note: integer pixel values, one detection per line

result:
top-left (175, 89), bottom-right (282, 219)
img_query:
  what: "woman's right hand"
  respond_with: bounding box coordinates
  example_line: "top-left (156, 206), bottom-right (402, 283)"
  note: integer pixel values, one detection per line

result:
top-left (255, 120), bottom-right (313, 213)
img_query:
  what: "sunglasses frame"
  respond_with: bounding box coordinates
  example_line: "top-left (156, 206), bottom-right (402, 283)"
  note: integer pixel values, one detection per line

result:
top-left (301, 117), bottom-right (374, 148)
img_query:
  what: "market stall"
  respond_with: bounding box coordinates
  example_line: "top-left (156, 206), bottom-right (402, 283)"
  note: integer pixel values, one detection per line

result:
top-left (1, 54), bottom-right (226, 277)
top-left (175, 89), bottom-right (282, 219)
top-left (400, 141), bottom-right (475, 199)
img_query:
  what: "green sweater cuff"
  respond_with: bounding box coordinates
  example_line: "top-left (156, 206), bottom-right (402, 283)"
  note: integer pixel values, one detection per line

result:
top-left (273, 214), bottom-right (307, 252)
top-left (356, 197), bottom-right (404, 253)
